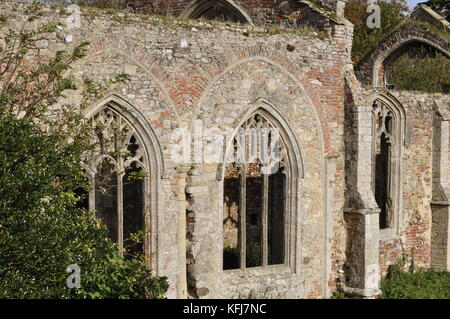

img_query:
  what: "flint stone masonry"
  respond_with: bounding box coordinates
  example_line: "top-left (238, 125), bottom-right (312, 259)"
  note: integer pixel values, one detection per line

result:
top-left (1, 0), bottom-right (449, 298)
top-left (376, 91), bottom-right (443, 274)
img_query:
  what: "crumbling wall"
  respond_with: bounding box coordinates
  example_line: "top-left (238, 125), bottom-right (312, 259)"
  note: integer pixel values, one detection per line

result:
top-left (0, 0), bottom-right (353, 298)
top-left (131, 0), bottom-right (346, 29)
top-left (4, 0), bottom-right (448, 299)
top-left (376, 91), bottom-right (449, 275)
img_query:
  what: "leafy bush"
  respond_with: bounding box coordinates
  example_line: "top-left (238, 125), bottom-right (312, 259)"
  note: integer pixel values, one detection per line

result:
top-left (387, 50), bottom-right (450, 93)
top-left (381, 265), bottom-right (450, 299)
top-left (223, 241), bottom-right (263, 269)
top-left (330, 291), bottom-right (347, 299)
top-left (246, 240), bottom-right (262, 268)
top-left (345, 0), bottom-right (450, 93)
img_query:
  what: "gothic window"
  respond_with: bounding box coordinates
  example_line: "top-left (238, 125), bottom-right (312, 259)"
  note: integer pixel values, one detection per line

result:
top-left (372, 98), bottom-right (403, 230)
top-left (186, 0), bottom-right (250, 24)
top-left (223, 113), bottom-right (287, 270)
top-left (83, 105), bottom-right (149, 259)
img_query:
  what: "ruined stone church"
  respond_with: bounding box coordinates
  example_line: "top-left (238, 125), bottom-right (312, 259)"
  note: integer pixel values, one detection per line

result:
top-left (2, 0), bottom-right (449, 298)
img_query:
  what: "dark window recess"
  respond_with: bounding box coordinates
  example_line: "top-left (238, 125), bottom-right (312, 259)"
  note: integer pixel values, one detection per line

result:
top-left (87, 106), bottom-right (149, 258)
top-left (189, 0), bottom-right (249, 23)
top-left (268, 168), bottom-right (285, 265)
top-left (123, 163), bottom-right (144, 259)
top-left (250, 214), bottom-right (258, 226)
top-left (245, 165), bottom-right (263, 268)
top-left (223, 113), bottom-right (288, 270)
top-left (373, 101), bottom-right (395, 230)
top-left (375, 133), bottom-right (390, 229)
top-left (74, 186), bottom-right (89, 211)
top-left (95, 160), bottom-right (118, 242)
top-left (223, 165), bottom-right (241, 270)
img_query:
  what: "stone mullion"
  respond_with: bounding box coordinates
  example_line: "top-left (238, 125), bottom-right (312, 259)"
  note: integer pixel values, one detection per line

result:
top-left (117, 172), bottom-right (124, 256)
top-left (371, 111), bottom-right (376, 194)
top-left (262, 173), bottom-right (269, 267)
top-left (117, 114), bottom-right (125, 256)
top-left (240, 166), bottom-right (247, 270)
top-left (88, 173), bottom-right (96, 213)
top-left (175, 165), bottom-right (190, 298)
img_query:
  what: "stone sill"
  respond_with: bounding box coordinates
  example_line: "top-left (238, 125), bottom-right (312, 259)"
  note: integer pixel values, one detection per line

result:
top-left (431, 201), bottom-right (450, 206)
top-left (379, 227), bottom-right (400, 240)
top-left (223, 264), bottom-right (294, 281)
top-left (341, 286), bottom-right (382, 298)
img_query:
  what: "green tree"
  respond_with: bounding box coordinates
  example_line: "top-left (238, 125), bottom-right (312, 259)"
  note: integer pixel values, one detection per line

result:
top-left (381, 265), bottom-right (450, 299)
top-left (345, 0), bottom-right (409, 63)
top-left (0, 3), bottom-right (168, 298)
top-left (387, 50), bottom-right (450, 93)
top-left (346, 0), bottom-right (450, 93)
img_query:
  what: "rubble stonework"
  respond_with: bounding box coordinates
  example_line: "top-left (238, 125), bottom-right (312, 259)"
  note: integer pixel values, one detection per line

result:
top-left (356, 9), bottom-right (450, 87)
top-left (1, 0), bottom-right (449, 298)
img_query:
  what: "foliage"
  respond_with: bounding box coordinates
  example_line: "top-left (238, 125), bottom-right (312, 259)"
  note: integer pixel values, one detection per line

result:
top-left (50, 0), bottom-right (130, 10)
top-left (387, 49), bottom-right (450, 92)
top-left (246, 240), bottom-right (262, 268)
top-left (330, 291), bottom-right (347, 299)
top-left (0, 110), bottom-right (168, 299)
top-left (0, 3), bottom-right (168, 298)
top-left (381, 265), bottom-right (450, 299)
top-left (223, 240), bottom-right (263, 269)
top-left (345, 0), bottom-right (409, 64)
top-left (346, 0), bottom-right (450, 93)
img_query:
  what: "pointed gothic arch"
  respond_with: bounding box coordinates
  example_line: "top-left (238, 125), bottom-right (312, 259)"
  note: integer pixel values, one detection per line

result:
top-left (222, 102), bottom-right (303, 271)
top-left (179, 0), bottom-right (253, 24)
top-left (371, 94), bottom-right (406, 233)
top-left (220, 99), bottom-right (304, 181)
top-left (82, 95), bottom-right (163, 267)
top-left (356, 24), bottom-right (450, 87)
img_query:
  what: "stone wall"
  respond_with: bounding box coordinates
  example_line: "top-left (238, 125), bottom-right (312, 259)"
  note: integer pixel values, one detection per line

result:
top-left (341, 82), bottom-right (450, 294)
top-left (131, 0), bottom-right (346, 28)
top-left (1, 0), bottom-right (449, 299)
top-left (0, 0), bottom-right (354, 298)
top-left (373, 90), bottom-right (449, 275)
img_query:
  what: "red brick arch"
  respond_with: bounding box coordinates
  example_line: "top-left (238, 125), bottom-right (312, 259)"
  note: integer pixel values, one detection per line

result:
top-left (356, 24), bottom-right (450, 87)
